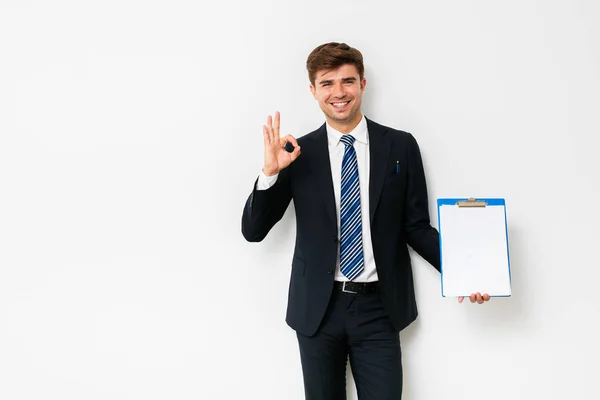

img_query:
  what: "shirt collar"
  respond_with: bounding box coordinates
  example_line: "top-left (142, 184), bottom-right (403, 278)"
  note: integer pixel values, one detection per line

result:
top-left (326, 114), bottom-right (368, 147)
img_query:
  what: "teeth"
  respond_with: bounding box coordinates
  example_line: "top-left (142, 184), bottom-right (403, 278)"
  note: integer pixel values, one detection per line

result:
top-left (333, 102), bottom-right (349, 107)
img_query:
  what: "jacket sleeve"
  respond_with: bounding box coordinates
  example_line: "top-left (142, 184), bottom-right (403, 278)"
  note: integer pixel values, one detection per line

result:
top-left (403, 134), bottom-right (441, 271)
top-left (241, 167), bottom-right (292, 242)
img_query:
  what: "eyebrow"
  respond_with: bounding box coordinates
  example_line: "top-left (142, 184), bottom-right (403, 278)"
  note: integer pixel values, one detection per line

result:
top-left (318, 77), bottom-right (357, 85)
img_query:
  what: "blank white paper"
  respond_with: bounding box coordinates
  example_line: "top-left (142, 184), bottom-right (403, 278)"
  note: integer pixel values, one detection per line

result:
top-left (439, 204), bottom-right (511, 297)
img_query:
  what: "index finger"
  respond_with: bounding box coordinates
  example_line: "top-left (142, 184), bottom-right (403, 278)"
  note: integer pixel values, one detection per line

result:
top-left (281, 134), bottom-right (298, 147)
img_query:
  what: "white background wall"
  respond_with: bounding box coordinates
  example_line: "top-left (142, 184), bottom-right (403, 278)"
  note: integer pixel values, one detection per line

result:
top-left (1, 1), bottom-right (599, 399)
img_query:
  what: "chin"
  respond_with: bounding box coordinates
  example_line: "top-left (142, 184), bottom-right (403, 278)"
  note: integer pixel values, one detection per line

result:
top-left (334, 110), bottom-right (356, 122)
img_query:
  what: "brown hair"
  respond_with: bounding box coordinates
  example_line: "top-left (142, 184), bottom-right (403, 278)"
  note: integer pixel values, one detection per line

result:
top-left (306, 42), bottom-right (364, 86)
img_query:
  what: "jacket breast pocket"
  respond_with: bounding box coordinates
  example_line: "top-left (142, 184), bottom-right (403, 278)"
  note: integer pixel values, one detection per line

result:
top-left (383, 169), bottom-right (406, 195)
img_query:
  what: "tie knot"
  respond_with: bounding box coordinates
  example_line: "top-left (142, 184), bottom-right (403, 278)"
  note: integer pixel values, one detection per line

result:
top-left (340, 134), bottom-right (356, 147)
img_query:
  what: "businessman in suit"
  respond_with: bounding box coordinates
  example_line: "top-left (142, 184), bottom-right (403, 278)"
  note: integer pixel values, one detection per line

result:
top-left (241, 42), bottom-right (489, 400)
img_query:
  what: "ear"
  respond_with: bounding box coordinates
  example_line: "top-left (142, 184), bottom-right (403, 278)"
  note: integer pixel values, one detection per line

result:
top-left (309, 84), bottom-right (317, 99)
top-left (360, 77), bottom-right (367, 94)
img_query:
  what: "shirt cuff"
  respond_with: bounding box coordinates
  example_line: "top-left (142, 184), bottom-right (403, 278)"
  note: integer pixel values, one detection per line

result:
top-left (256, 170), bottom-right (279, 190)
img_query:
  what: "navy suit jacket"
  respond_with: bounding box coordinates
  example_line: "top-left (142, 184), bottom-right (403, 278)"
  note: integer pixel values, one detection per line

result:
top-left (242, 118), bottom-right (440, 337)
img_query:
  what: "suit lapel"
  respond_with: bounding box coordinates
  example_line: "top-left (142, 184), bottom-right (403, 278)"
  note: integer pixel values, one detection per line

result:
top-left (367, 118), bottom-right (391, 222)
top-left (312, 124), bottom-right (337, 228)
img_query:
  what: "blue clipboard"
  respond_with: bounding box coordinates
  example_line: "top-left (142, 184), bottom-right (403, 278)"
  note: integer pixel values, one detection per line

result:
top-left (437, 198), bottom-right (512, 298)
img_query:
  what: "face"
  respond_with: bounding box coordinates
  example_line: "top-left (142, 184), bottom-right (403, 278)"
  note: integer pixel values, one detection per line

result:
top-left (310, 64), bottom-right (366, 133)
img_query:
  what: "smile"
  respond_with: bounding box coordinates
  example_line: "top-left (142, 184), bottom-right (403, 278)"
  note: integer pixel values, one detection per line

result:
top-left (331, 101), bottom-right (350, 108)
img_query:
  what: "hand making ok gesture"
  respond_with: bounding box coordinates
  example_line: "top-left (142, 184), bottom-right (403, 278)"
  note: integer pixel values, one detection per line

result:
top-left (262, 111), bottom-right (301, 176)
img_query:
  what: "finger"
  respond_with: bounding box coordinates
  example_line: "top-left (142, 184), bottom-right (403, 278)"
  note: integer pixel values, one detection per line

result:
top-left (290, 144), bottom-right (301, 161)
top-left (477, 292), bottom-right (483, 304)
top-left (470, 293), bottom-right (476, 303)
top-left (263, 125), bottom-right (270, 144)
top-left (280, 136), bottom-right (301, 156)
top-left (273, 111), bottom-right (280, 138)
top-left (281, 134), bottom-right (299, 148)
top-left (458, 296), bottom-right (464, 303)
top-left (266, 115), bottom-right (274, 141)
top-left (483, 293), bottom-right (491, 302)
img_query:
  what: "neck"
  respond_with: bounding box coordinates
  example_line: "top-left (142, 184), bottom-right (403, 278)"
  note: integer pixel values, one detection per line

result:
top-left (327, 112), bottom-right (363, 134)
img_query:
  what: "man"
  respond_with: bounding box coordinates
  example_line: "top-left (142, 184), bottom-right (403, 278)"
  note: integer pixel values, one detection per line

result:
top-left (241, 42), bottom-right (489, 400)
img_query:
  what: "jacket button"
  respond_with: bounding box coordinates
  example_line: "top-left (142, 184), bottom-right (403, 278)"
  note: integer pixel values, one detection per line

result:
top-left (327, 269), bottom-right (334, 274)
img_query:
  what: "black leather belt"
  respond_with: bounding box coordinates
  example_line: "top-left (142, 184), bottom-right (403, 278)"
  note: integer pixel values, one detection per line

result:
top-left (334, 281), bottom-right (379, 294)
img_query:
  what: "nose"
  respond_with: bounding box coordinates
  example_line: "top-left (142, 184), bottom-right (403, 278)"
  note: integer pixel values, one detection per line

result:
top-left (332, 82), bottom-right (345, 99)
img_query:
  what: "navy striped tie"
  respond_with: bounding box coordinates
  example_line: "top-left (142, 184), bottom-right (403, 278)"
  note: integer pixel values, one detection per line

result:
top-left (339, 134), bottom-right (364, 281)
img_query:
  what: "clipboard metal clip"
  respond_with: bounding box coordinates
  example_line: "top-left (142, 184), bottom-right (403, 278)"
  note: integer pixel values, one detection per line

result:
top-left (456, 197), bottom-right (487, 207)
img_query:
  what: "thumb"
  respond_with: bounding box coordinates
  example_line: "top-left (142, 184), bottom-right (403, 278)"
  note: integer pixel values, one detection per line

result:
top-left (290, 145), bottom-right (301, 161)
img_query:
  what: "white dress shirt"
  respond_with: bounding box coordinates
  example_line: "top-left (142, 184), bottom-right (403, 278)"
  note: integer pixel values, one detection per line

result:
top-left (256, 115), bottom-right (378, 282)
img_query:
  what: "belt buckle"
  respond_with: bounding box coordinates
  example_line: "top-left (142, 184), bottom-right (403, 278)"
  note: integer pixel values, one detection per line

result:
top-left (342, 281), bottom-right (358, 294)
